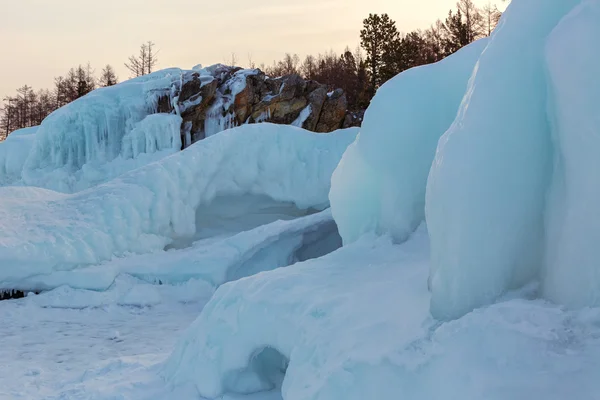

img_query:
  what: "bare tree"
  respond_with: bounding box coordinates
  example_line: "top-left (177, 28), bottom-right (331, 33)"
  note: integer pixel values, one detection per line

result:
top-left (247, 53), bottom-right (256, 69)
top-left (482, 2), bottom-right (502, 35)
top-left (125, 41), bottom-right (159, 77)
top-left (456, 0), bottom-right (485, 42)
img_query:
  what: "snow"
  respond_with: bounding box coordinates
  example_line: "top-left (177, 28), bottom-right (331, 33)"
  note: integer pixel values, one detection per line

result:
top-left (165, 226), bottom-right (600, 400)
top-left (0, 289), bottom-right (206, 400)
top-left (291, 105), bottom-right (311, 128)
top-left (543, 0), bottom-right (600, 308)
top-left (5, 209), bottom-right (339, 294)
top-left (0, 124), bottom-right (356, 291)
top-left (7, 126), bottom-right (39, 137)
top-left (0, 126), bottom-right (38, 184)
top-left (425, 0), bottom-right (582, 320)
top-left (330, 38), bottom-right (487, 245)
top-left (3, 1), bottom-right (600, 399)
top-left (0, 70), bottom-right (183, 192)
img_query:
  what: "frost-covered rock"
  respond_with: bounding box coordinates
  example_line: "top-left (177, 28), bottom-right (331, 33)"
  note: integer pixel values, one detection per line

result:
top-left (330, 38), bottom-right (487, 245)
top-left (543, 0), bottom-right (600, 308)
top-left (163, 67), bottom-right (349, 142)
top-left (426, 0), bottom-right (582, 320)
top-left (0, 124), bottom-right (357, 287)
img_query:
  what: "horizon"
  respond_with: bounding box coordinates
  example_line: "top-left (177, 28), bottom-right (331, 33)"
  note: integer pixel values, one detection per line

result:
top-left (0, 0), bottom-right (506, 101)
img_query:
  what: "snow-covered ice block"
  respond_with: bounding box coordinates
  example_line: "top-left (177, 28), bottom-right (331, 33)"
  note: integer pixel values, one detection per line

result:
top-left (5, 209), bottom-right (339, 293)
top-left (164, 227), bottom-right (431, 399)
top-left (330, 38), bottom-right (487, 245)
top-left (165, 224), bottom-right (600, 400)
top-left (543, 0), bottom-right (600, 308)
top-left (0, 126), bottom-right (38, 184)
top-left (0, 124), bottom-right (356, 288)
top-left (426, 0), bottom-right (582, 320)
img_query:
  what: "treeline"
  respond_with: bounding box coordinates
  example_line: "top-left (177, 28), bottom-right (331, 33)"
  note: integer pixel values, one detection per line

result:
top-left (264, 0), bottom-right (502, 111)
top-left (1, 2), bottom-right (502, 138)
top-left (0, 42), bottom-right (157, 139)
top-left (0, 64), bottom-right (118, 137)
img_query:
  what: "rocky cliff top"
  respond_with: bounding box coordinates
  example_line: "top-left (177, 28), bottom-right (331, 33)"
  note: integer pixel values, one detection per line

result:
top-left (153, 64), bottom-right (359, 148)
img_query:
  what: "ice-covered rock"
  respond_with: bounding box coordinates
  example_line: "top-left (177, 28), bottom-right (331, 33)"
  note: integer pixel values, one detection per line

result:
top-left (1, 66), bottom-right (352, 192)
top-left (18, 69), bottom-right (185, 192)
top-left (543, 0), bottom-right (600, 308)
top-left (330, 38), bottom-right (487, 245)
top-left (426, 0), bottom-right (582, 320)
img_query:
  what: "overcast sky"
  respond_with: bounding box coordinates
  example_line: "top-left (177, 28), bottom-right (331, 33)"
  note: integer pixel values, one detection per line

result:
top-left (0, 0), bottom-right (506, 100)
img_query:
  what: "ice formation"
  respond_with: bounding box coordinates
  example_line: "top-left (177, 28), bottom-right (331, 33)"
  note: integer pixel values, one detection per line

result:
top-left (543, 0), bottom-right (600, 308)
top-left (0, 124), bottom-right (357, 290)
top-left (165, 228), bottom-right (431, 400)
top-left (330, 38), bottom-right (487, 245)
top-left (3, 1), bottom-right (600, 399)
top-left (425, 0), bottom-right (583, 320)
top-left (165, 225), bottom-right (600, 400)
top-left (2, 209), bottom-right (339, 293)
top-left (0, 70), bottom-right (183, 192)
top-left (0, 126), bottom-right (38, 184)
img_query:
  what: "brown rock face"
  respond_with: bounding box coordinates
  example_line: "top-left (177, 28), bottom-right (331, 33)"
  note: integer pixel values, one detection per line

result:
top-left (342, 110), bottom-right (365, 129)
top-left (159, 65), bottom-right (356, 148)
top-left (303, 87), bottom-right (328, 131)
top-left (315, 89), bottom-right (348, 133)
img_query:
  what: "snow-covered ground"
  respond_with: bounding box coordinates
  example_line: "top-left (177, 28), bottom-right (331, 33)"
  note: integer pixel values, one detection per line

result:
top-left (3, 0), bottom-right (600, 399)
top-left (3, 228), bottom-right (600, 400)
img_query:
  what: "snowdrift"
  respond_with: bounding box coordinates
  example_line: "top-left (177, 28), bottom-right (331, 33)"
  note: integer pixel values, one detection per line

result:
top-left (426, 0), bottom-right (583, 320)
top-left (165, 228), bottom-right (431, 400)
top-left (8, 209), bottom-right (340, 294)
top-left (166, 228), bottom-right (600, 400)
top-left (330, 38), bottom-right (487, 245)
top-left (0, 124), bottom-right (356, 290)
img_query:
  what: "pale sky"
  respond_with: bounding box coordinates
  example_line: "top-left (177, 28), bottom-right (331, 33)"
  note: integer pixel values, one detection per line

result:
top-left (0, 0), bottom-right (505, 100)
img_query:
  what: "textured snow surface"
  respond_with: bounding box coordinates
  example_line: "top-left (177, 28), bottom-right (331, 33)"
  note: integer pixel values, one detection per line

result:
top-left (0, 124), bottom-right (355, 290)
top-left (3, 209), bottom-right (339, 293)
top-left (426, 0), bottom-right (582, 320)
top-left (3, 1), bottom-right (600, 399)
top-left (165, 227), bottom-right (600, 400)
top-left (330, 38), bottom-right (487, 245)
top-left (543, 0), bottom-right (600, 309)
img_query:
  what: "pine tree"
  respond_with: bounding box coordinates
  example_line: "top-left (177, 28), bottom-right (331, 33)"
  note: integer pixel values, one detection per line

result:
top-left (443, 9), bottom-right (470, 55)
top-left (75, 65), bottom-right (95, 98)
top-left (99, 65), bottom-right (118, 87)
top-left (360, 13), bottom-right (400, 94)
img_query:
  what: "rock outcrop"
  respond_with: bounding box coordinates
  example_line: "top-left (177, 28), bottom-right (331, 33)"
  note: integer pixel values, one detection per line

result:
top-left (155, 65), bottom-right (352, 148)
